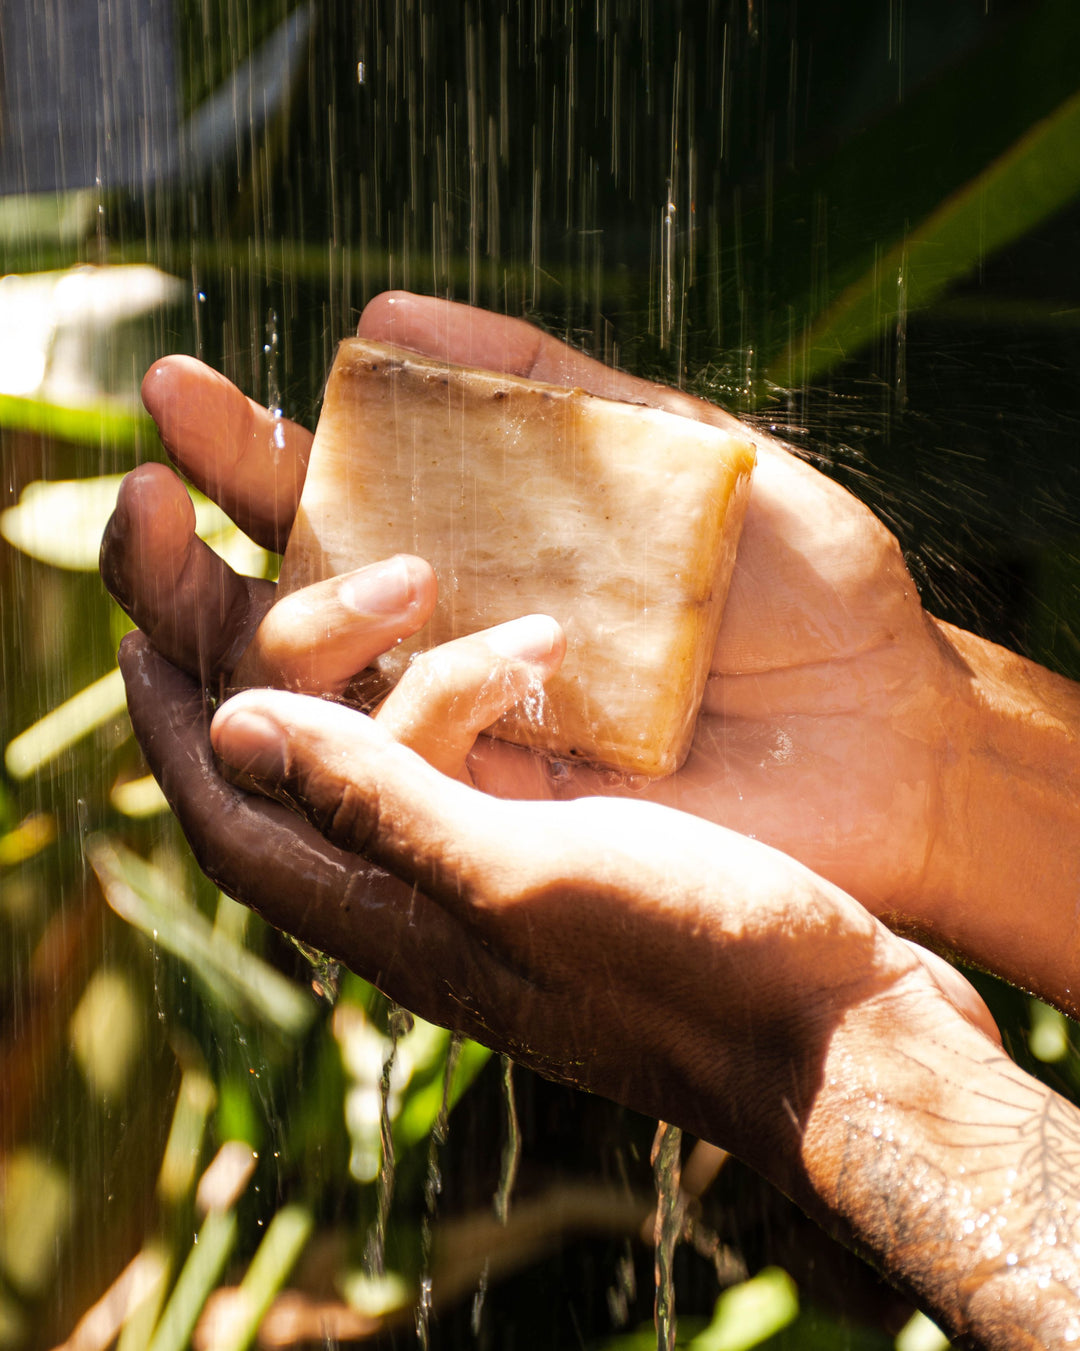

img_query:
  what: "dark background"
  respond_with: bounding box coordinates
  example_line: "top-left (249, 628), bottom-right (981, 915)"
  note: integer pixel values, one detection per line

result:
top-left (2, 1), bottom-right (1079, 1346)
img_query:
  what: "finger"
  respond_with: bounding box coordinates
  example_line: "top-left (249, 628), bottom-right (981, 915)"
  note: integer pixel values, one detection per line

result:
top-left (117, 632), bottom-right (509, 1026)
top-left (358, 295), bottom-right (903, 680)
top-left (209, 688), bottom-right (515, 904)
top-left (356, 291), bottom-right (752, 438)
top-left (376, 614), bottom-right (565, 778)
top-left (101, 463), bottom-right (273, 684)
top-left (231, 555), bottom-right (437, 696)
top-left (142, 356), bottom-right (312, 552)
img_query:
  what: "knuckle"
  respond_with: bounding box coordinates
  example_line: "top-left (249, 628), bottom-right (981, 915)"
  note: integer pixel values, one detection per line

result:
top-left (322, 774), bottom-right (379, 855)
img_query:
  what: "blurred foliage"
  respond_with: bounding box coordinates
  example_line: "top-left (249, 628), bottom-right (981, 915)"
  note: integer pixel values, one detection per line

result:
top-left (1, 0), bottom-right (1080, 1348)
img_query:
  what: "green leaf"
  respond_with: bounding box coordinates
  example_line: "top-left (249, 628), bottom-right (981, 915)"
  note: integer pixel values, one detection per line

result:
top-left (213, 1205), bottom-right (313, 1351)
top-left (768, 85), bottom-right (1080, 387)
top-left (0, 474), bottom-right (270, 575)
top-left (688, 1268), bottom-right (799, 1351)
top-left (0, 474), bottom-right (127, 570)
top-left (87, 834), bottom-right (317, 1040)
top-left (0, 394), bottom-right (148, 447)
top-left (146, 1210), bottom-right (238, 1351)
top-left (5, 667), bottom-right (128, 779)
top-left (395, 1035), bottom-right (492, 1149)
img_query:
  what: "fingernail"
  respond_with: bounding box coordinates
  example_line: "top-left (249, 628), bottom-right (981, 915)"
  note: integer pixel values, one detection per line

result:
top-left (212, 707), bottom-right (288, 780)
top-left (338, 556), bottom-right (415, 616)
top-left (483, 614), bottom-right (562, 664)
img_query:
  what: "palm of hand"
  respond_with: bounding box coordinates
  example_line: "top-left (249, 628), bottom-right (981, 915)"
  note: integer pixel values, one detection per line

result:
top-left (471, 440), bottom-right (945, 913)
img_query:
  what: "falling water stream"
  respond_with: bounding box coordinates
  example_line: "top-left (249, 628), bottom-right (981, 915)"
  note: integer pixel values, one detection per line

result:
top-left (364, 1002), bottom-right (413, 1278)
top-left (416, 1032), bottom-right (462, 1350)
top-left (2, 1), bottom-right (1080, 1347)
top-left (650, 1122), bottom-right (684, 1351)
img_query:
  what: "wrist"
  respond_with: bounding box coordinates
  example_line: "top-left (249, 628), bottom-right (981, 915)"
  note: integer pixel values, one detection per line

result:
top-left (918, 619), bottom-right (1080, 1014)
top-left (799, 978), bottom-right (1080, 1346)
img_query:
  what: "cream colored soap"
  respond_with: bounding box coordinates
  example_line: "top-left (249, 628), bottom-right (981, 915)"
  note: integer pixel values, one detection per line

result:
top-left (276, 339), bottom-right (756, 776)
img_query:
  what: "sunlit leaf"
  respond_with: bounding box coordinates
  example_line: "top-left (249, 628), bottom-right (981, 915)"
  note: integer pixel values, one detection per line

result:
top-left (69, 967), bottom-right (145, 1101)
top-left (688, 1267), bottom-right (798, 1351)
top-left (769, 87), bottom-right (1080, 387)
top-left (0, 395), bottom-right (147, 447)
top-left (87, 835), bottom-right (317, 1039)
top-left (158, 1070), bottom-right (218, 1207)
top-left (894, 1309), bottom-right (951, 1351)
top-left (145, 1211), bottom-right (238, 1351)
top-left (0, 474), bottom-right (270, 576)
top-left (0, 812), bottom-right (56, 866)
top-left (396, 1035), bottom-right (492, 1149)
top-left (53, 1245), bottom-right (171, 1351)
top-left (4, 667), bottom-right (127, 779)
top-left (110, 774), bottom-right (170, 819)
top-left (201, 1205), bottom-right (313, 1351)
top-left (0, 474), bottom-right (125, 568)
top-left (115, 1246), bottom-right (172, 1351)
top-left (1029, 997), bottom-right (1070, 1064)
top-left (196, 1143), bottom-right (258, 1217)
top-left (340, 1269), bottom-right (410, 1318)
top-left (0, 1149), bottom-right (73, 1297)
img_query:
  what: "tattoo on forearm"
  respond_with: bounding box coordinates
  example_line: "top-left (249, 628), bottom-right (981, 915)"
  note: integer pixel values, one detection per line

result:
top-left (830, 1042), bottom-right (1080, 1343)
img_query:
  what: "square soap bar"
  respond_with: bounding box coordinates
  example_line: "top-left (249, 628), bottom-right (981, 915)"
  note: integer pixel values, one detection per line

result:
top-left (277, 339), bottom-right (756, 776)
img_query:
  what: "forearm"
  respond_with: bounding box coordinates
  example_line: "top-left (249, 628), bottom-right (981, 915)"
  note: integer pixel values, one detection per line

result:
top-left (800, 993), bottom-right (1080, 1348)
top-left (921, 619), bottom-right (1080, 1016)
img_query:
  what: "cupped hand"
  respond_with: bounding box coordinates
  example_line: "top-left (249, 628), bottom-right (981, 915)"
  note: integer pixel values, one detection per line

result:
top-left (120, 622), bottom-right (996, 1170)
top-left (128, 633), bottom-right (1066, 1351)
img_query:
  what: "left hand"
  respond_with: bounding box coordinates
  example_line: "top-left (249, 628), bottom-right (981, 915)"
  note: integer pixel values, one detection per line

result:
top-left (205, 682), bottom-right (1080, 1351)
top-left (121, 626), bottom-right (997, 1166)
top-left (130, 649), bottom-right (1080, 1351)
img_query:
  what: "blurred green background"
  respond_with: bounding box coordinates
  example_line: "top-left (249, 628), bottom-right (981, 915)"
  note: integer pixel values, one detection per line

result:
top-left (2, 1), bottom-right (1080, 1346)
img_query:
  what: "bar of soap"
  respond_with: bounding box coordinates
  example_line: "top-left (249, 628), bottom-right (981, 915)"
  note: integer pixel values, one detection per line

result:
top-left (276, 339), bottom-right (756, 776)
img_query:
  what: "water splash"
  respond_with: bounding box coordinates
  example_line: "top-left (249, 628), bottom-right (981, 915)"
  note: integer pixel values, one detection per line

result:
top-left (284, 936), bottom-right (340, 1006)
top-left (472, 1054), bottom-right (521, 1337)
top-left (607, 1241), bottom-right (638, 1327)
top-left (470, 1264), bottom-right (490, 1339)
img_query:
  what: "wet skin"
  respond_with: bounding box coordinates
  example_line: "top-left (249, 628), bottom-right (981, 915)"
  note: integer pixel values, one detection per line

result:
top-left (104, 292), bottom-right (1080, 1014)
top-left (103, 293), bottom-right (1080, 1347)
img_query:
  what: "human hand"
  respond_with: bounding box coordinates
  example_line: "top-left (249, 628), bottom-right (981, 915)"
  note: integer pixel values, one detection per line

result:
top-left (153, 668), bottom-right (1080, 1350)
top-left (116, 601), bottom-right (1080, 1351)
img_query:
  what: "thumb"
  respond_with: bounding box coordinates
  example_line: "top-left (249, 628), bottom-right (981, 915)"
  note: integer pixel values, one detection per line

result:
top-left (210, 689), bottom-right (510, 906)
top-left (356, 291), bottom-right (750, 436)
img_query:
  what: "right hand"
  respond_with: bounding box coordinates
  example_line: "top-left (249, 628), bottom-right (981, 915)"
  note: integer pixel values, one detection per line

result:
top-left (202, 682), bottom-right (1080, 1351)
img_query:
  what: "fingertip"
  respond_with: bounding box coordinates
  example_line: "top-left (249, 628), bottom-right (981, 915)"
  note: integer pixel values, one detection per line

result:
top-left (482, 613), bottom-right (566, 674)
top-left (141, 354), bottom-right (200, 427)
top-left (121, 461), bottom-right (197, 543)
top-left (336, 553), bottom-right (437, 621)
top-left (356, 290), bottom-right (417, 336)
top-left (116, 627), bottom-right (149, 672)
top-left (141, 355), bottom-right (249, 472)
top-left (140, 357), bottom-right (173, 417)
top-left (357, 292), bottom-right (543, 374)
top-left (101, 464), bottom-right (195, 603)
top-left (211, 700), bottom-right (288, 781)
